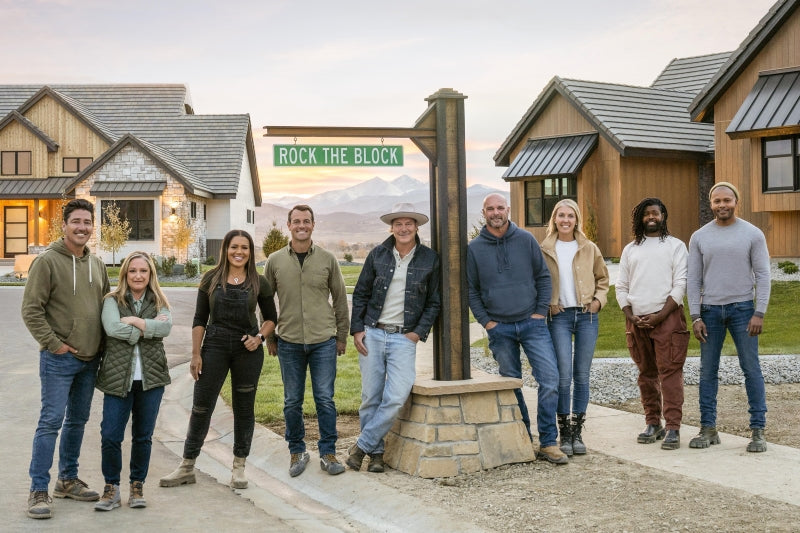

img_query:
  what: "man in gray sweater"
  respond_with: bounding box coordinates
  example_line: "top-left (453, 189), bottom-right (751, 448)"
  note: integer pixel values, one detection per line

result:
top-left (687, 182), bottom-right (771, 453)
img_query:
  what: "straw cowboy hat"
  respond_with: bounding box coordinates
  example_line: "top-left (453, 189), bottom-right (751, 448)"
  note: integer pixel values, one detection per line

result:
top-left (380, 202), bottom-right (429, 226)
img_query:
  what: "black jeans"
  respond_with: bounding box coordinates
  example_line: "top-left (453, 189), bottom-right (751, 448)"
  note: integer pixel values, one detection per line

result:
top-left (183, 325), bottom-right (264, 459)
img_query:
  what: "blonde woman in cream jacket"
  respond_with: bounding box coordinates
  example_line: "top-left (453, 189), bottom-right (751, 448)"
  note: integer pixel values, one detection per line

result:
top-left (541, 199), bottom-right (609, 457)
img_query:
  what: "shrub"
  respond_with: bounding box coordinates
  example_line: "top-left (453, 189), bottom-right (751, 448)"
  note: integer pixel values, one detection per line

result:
top-left (184, 261), bottom-right (198, 278)
top-left (344, 253), bottom-right (353, 263)
top-left (781, 262), bottom-right (799, 274)
top-left (161, 256), bottom-right (177, 276)
top-left (204, 256), bottom-right (216, 265)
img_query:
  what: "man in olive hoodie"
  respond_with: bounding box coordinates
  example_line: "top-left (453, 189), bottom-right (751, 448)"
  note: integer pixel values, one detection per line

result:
top-left (22, 199), bottom-right (110, 519)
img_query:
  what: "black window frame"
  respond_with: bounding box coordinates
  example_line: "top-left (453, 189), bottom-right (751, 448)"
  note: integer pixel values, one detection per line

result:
top-left (1, 151), bottom-right (32, 175)
top-left (762, 135), bottom-right (800, 192)
top-left (100, 199), bottom-right (155, 241)
top-left (190, 201), bottom-right (197, 219)
top-left (524, 176), bottom-right (577, 227)
top-left (62, 157), bottom-right (93, 173)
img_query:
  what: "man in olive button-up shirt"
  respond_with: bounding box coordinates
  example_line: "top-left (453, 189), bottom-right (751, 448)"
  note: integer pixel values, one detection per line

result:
top-left (264, 205), bottom-right (349, 477)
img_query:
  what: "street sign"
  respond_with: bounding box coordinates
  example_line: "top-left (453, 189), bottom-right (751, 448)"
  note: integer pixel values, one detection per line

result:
top-left (273, 144), bottom-right (404, 167)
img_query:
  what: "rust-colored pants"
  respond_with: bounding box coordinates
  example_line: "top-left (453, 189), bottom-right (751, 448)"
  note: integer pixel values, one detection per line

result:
top-left (625, 306), bottom-right (690, 430)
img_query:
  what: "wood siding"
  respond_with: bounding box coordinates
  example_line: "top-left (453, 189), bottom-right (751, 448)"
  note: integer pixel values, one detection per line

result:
top-left (713, 6), bottom-right (800, 256)
top-left (0, 121), bottom-right (48, 177)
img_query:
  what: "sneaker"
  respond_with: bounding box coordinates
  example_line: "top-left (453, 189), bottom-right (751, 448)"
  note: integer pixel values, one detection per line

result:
top-left (661, 429), bottom-right (680, 450)
top-left (536, 445), bottom-right (569, 465)
top-left (367, 453), bottom-right (385, 473)
top-left (346, 443), bottom-right (366, 471)
top-left (689, 426), bottom-right (721, 449)
top-left (746, 428), bottom-right (767, 453)
top-left (289, 451), bottom-right (310, 477)
top-left (94, 484), bottom-right (121, 511)
top-left (53, 477), bottom-right (100, 501)
top-left (320, 454), bottom-right (345, 475)
top-left (128, 481), bottom-right (146, 508)
top-left (27, 491), bottom-right (52, 519)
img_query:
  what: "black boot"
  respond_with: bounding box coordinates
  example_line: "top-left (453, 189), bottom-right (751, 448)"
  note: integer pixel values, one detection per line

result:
top-left (571, 413), bottom-right (587, 455)
top-left (558, 414), bottom-right (573, 457)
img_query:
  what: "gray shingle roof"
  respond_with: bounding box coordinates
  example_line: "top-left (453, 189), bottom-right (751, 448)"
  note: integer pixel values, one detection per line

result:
top-left (651, 52), bottom-right (733, 93)
top-left (503, 133), bottom-right (597, 180)
top-left (0, 84), bottom-right (255, 199)
top-left (727, 68), bottom-right (800, 137)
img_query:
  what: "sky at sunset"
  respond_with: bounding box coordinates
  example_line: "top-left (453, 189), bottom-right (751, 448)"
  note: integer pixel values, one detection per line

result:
top-left (2, 0), bottom-right (778, 198)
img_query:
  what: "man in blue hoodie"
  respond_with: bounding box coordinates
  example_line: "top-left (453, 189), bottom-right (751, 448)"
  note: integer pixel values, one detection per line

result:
top-left (467, 194), bottom-right (566, 464)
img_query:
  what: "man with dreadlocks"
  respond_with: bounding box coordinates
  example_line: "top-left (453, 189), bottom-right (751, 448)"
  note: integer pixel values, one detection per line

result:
top-left (615, 198), bottom-right (690, 450)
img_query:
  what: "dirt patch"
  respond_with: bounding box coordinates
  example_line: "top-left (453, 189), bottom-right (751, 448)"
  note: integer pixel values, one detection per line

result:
top-left (266, 384), bottom-right (800, 532)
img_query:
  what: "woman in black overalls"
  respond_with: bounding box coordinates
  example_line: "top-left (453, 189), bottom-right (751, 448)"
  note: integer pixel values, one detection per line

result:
top-left (160, 230), bottom-right (276, 489)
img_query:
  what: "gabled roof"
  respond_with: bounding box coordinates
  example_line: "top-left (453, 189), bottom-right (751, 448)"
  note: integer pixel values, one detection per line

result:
top-left (690, 0), bottom-right (800, 122)
top-left (0, 84), bottom-right (258, 202)
top-left (495, 77), bottom-right (715, 167)
top-left (0, 110), bottom-right (59, 151)
top-left (651, 52), bottom-right (733, 93)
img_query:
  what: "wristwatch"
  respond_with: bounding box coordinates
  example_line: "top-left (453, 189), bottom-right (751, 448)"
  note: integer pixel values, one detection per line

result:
top-left (256, 333), bottom-right (265, 342)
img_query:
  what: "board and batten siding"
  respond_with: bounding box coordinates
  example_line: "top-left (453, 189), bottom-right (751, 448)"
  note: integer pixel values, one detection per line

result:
top-left (712, 6), bottom-right (800, 256)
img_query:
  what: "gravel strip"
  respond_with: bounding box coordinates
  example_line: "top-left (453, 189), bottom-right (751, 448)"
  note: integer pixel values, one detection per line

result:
top-left (471, 348), bottom-right (800, 404)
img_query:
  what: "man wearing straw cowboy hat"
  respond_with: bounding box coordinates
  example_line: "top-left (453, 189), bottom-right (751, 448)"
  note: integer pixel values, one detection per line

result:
top-left (347, 202), bottom-right (441, 472)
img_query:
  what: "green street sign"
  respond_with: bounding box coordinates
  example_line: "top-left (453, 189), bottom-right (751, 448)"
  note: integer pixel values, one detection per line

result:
top-left (274, 144), bottom-right (404, 167)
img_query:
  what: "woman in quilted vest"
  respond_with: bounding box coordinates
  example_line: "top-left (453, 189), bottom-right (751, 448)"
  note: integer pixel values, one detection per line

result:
top-left (95, 251), bottom-right (172, 511)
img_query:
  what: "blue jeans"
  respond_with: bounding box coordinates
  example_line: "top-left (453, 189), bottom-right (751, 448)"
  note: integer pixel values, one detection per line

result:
top-left (699, 301), bottom-right (767, 429)
top-left (548, 308), bottom-right (599, 415)
top-left (101, 381), bottom-right (164, 485)
top-left (277, 337), bottom-right (338, 455)
top-left (487, 318), bottom-right (559, 447)
top-left (29, 351), bottom-right (99, 492)
top-left (356, 327), bottom-right (417, 454)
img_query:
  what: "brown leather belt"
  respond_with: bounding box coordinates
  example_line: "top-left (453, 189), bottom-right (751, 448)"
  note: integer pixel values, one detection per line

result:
top-left (375, 323), bottom-right (408, 334)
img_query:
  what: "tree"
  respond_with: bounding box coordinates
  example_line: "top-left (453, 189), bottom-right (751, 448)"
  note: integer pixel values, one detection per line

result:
top-left (173, 215), bottom-right (193, 263)
top-left (468, 216), bottom-right (486, 241)
top-left (262, 220), bottom-right (288, 258)
top-left (100, 202), bottom-right (131, 266)
top-left (46, 197), bottom-right (68, 244)
top-left (584, 202), bottom-right (599, 245)
top-left (344, 253), bottom-right (353, 263)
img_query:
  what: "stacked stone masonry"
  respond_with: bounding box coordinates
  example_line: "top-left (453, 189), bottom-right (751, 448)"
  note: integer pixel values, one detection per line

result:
top-left (385, 378), bottom-right (536, 478)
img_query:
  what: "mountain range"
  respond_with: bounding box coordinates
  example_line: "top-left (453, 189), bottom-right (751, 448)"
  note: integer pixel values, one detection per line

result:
top-left (255, 175), bottom-right (509, 249)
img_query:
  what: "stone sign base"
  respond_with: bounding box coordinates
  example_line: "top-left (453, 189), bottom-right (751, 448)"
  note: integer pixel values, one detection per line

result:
top-left (384, 373), bottom-right (535, 478)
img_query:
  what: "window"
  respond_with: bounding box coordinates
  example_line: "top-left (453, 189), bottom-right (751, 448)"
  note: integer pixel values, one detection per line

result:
top-left (763, 136), bottom-right (800, 191)
top-left (1, 151), bottom-right (32, 175)
top-left (246, 209), bottom-right (255, 224)
top-left (190, 201), bottom-right (197, 219)
top-left (63, 157), bottom-right (93, 173)
top-left (101, 200), bottom-right (155, 241)
top-left (524, 176), bottom-right (577, 226)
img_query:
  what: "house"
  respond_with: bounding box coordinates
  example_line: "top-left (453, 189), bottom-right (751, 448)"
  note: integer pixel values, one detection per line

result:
top-left (494, 52), bottom-right (731, 256)
top-left (689, 0), bottom-right (800, 257)
top-left (0, 84), bottom-right (260, 263)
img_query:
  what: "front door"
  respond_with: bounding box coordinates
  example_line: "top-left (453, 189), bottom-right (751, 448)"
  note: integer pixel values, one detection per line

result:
top-left (4, 206), bottom-right (28, 257)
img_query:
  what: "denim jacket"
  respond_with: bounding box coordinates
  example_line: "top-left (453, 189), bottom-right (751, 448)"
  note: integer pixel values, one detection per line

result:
top-left (350, 235), bottom-right (441, 341)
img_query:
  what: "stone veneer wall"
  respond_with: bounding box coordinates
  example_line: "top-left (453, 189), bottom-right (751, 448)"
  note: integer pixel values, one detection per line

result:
top-left (384, 378), bottom-right (535, 478)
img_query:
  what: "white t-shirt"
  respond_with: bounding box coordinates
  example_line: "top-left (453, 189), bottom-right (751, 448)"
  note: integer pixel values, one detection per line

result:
top-left (555, 239), bottom-right (579, 307)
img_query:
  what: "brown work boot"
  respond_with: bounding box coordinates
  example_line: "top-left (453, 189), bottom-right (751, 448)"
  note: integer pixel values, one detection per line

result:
top-left (346, 443), bottom-right (366, 471)
top-left (128, 481), bottom-right (146, 508)
top-left (536, 445), bottom-right (569, 464)
top-left (53, 477), bottom-right (100, 501)
top-left (27, 491), bottom-right (52, 519)
top-left (367, 453), bottom-right (385, 473)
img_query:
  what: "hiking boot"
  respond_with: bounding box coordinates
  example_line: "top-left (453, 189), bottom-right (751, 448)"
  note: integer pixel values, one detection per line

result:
top-left (637, 424), bottom-right (665, 444)
top-left (289, 451), bottom-right (310, 477)
top-left (94, 484), bottom-right (121, 511)
top-left (159, 458), bottom-right (196, 487)
top-left (128, 481), bottom-right (146, 508)
top-left (231, 456), bottom-right (248, 489)
top-left (346, 443), bottom-right (367, 471)
top-left (689, 426), bottom-right (721, 449)
top-left (746, 428), bottom-right (767, 453)
top-left (367, 453), bottom-right (385, 473)
top-left (557, 414), bottom-right (573, 457)
top-left (27, 491), bottom-right (52, 519)
top-left (53, 477), bottom-right (100, 501)
top-left (661, 429), bottom-right (680, 450)
top-left (536, 445), bottom-right (569, 465)
top-left (571, 413), bottom-right (587, 455)
top-left (320, 454), bottom-right (345, 475)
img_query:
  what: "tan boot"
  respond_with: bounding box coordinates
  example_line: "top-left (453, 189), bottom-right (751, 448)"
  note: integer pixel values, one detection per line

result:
top-left (230, 456), bottom-right (247, 489)
top-left (159, 458), bottom-right (196, 487)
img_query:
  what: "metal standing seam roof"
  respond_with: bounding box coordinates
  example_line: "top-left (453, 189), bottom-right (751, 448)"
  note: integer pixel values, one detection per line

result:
top-left (90, 180), bottom-right (167, 196)
top-left (727, 68), bottom-right (800, 137)
top-left (0, 84), bottom-right (253, 198)
top-left (503, 133), bottom-right (598, 180)
top-left (0, 177), bottom-right (76, 197)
